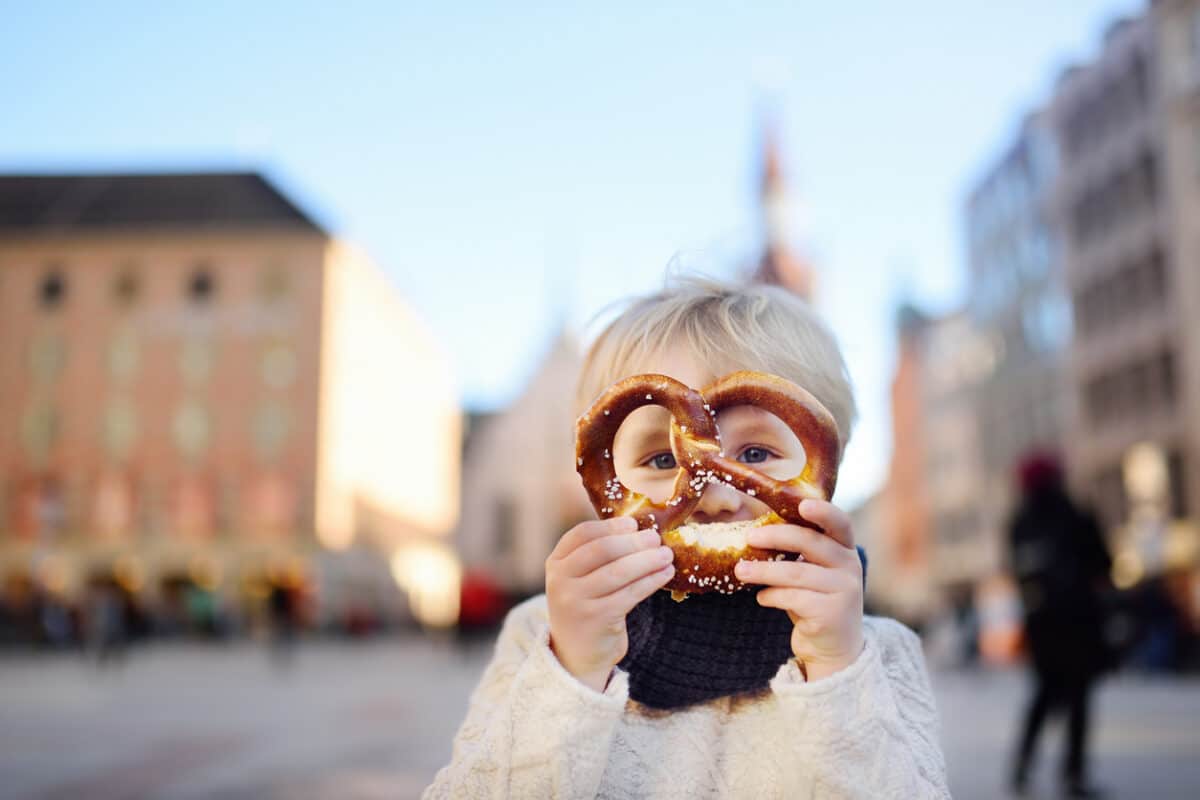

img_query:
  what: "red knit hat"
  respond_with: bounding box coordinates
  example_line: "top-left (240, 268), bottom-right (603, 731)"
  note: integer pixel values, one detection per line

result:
top-left (1017, 450), bottom-right (1063, 494)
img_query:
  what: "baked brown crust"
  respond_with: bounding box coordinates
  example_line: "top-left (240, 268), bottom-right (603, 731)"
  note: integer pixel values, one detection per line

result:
top-left (575, 370), bottom-right (841, 597)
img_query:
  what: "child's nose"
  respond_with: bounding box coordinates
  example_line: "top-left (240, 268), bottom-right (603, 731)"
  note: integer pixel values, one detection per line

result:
top-left (690, 481), bottom-right (744, 523)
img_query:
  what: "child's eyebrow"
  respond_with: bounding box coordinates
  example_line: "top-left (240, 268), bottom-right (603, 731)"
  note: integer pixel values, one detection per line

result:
top-left (716, 416), bottom-right (792, 442)
top-left (710, 417), bottom-right (796, 448)
top-left (620, 426), bottom-right (671, 455)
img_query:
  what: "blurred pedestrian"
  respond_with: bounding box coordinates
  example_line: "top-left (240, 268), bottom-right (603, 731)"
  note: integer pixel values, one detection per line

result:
top-left (85, 582), bottom-right (127, 666)
top-left (268, 581), bottom-right (297, 667)
top-left (1008, 452), bottom-right (1112, 798)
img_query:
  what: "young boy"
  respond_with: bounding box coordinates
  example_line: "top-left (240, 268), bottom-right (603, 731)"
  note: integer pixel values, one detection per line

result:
top-left (425, 278), bottom-right (950, 799)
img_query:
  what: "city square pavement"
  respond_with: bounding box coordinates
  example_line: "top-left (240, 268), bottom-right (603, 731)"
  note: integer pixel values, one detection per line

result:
top-left (1, 635), bottom-right (1198, 800)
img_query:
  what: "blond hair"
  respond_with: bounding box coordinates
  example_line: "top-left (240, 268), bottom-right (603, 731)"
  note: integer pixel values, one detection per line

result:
top-left (577, 277), bottom-right (857, 452)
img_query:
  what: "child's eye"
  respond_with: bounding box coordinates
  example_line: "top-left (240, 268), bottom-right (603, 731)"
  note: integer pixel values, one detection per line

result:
top-left (738, 446), bottom-right (773, 464)
top-left (645, 452), bottom-right (678, 470)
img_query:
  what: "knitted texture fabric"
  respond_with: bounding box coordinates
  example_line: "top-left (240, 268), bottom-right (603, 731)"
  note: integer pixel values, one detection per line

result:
top-left (620, 546), bottom-right (870, 710)
top-left (620, 588), bottom-right (794, 709)
top-left (424, 595), bottom-right (951, 800)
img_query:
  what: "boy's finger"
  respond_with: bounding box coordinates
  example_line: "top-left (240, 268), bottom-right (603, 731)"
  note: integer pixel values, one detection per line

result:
top-left (600, 562), bottom-right (675, 617)
top-left (734, 559), bottom-right (841, 593)
top-left (744, 524), bottom-right (849, 567)
top-left (756, 586), bottom-right (826, 614)
top-left (562, 527), bottom-right (661, 577)
top-left (581, 546), bottom-right (674, 598)
top-left (550, 516), bottom-right (637, 560)
top-left (797, 499), bottom-right (854, 549)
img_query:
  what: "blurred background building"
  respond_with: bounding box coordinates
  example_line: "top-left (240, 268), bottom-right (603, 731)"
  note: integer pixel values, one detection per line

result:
top-left (1, 4), bottom-right (1197, 668)
top-left (456, 332), bottom-right (592, 607)
top-left (0, 172), bottom-right (461, 640)
top-left (915, 312), bottom-right (996, 624)
top-left (860, 0), bottom-right (1200, 664)
top-left (965, 109), bottom-right (1069, 576)
top-left (1054, 4), bottom-right (1199, 627)
top-left (863, 304), bottom-right (936, 625)
top-left (1055, 14), bottom-right (1177, 529)
top-left (5, 5), bottom-right (1200, 797)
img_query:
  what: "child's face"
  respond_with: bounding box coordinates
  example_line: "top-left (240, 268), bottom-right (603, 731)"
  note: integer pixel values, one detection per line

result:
top-left (610, 345), bottom-right (808, 524)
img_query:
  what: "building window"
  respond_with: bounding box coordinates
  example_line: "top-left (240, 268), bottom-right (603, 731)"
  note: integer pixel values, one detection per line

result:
top-left (1138, 151), bottom-right (1159, 207)
top-left (21, 403), bottom-right (59, 461)
top-left (113, 269), bottom-right (140, 307)
top-left (28, 335), bottom-right (66, 382)
top-left (1167, 450), bottom-right (1188, 518)
top-left (1131, 52), bottom-right (1150, 108)
top-left (172, 402), bottom-right (211, 458)
top-left (1073, 247), bottom-right (1168, 335)
top-left (179, 338), bottom-right (214, 385)
top-left (261, 344), bottom-right (297, 388)
top-left (1070, 150), bottom-right (1160, 247)
top-left (1084, 347), bottom-right (1178, 428)
top-left (104, 399), bottom-right (138, 460)
top-left (1022, 291), bottom-right (1072, 354)
top-left (494, 497), bottom-right (516, 560)
top-left (108, 330), bottom-right (139, 382)
top-left (258, 266), bottom-right (290, 304)
top-left (1147, 249), bottom-right (1167, 298)
top-left (1093, 465), bottom-right (1127, 529)
top-left (19, 476), bottom-right (66, 538)
top-left (252, 405), bottom-right (290, 460)
top-left (1194, 124), bottom-right (1200, 182)
top-left (1157, 348), bottom-right (1177, 406)
top-left (1192, 7), bottom-right (1200, 76)
top-left (187, 267), bottom-right (216, 304)
top-left (38, 270), bottom-right (66, 310)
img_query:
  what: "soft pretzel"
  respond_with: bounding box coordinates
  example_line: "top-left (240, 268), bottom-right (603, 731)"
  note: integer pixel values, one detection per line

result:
top-left (575, 370), bottom-right (840, 597)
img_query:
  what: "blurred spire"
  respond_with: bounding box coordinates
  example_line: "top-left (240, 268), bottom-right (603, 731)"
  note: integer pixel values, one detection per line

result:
top-left (751, 108), bottom-right (815, 301)
top-left (761, 120), bottom-right (785, 200)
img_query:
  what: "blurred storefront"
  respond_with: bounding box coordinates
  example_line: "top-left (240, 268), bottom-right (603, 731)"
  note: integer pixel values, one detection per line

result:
top-left (0, 172), bottom-right (461, 643)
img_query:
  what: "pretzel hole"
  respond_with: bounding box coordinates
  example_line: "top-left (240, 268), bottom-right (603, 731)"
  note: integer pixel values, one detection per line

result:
top-left (611, 404), bottom-right (684, 504)
top-left (612, 404), bottom-right (808, 506)
top-left (710, 405), bottom-right (808, 483)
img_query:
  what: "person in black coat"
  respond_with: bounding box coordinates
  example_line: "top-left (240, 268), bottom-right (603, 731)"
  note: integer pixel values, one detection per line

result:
top-left (1008, 452), bottom-right (1112, 798)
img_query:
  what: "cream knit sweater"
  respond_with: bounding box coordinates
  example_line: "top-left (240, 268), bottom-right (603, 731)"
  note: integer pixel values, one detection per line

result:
top-left (424, 595), bottom-right (950, 799)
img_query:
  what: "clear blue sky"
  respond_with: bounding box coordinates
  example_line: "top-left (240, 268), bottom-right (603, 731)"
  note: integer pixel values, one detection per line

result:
top-left (0, 0), bottom-right (1142, 507)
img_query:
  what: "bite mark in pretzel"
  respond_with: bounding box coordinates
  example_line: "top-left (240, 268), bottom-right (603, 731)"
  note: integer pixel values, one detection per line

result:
top-left (575, 370), bottom-right (841, 597)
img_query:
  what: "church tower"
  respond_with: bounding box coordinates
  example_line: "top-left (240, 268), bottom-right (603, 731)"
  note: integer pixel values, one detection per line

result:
top-left (751, 117), bottom-right (815, 300)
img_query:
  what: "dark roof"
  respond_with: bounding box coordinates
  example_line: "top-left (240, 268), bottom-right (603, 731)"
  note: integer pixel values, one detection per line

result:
top-left (0, 172), bottom-right (324, 234)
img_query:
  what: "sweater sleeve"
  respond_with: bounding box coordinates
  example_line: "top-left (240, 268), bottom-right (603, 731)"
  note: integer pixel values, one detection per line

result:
top-left (423, 595), bottom-right (629, 800)
top-left (768, 616), bottom-right (951, 799)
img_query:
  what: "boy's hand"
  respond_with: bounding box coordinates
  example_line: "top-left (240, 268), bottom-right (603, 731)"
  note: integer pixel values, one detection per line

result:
top-left (734, 499), bottom-right (864, 682)
top-left (545, 516), bottom-right (675, 692)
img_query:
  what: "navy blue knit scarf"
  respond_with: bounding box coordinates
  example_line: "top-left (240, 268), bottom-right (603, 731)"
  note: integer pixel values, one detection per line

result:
top-left (619, 546), bottom-right (868, 710)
